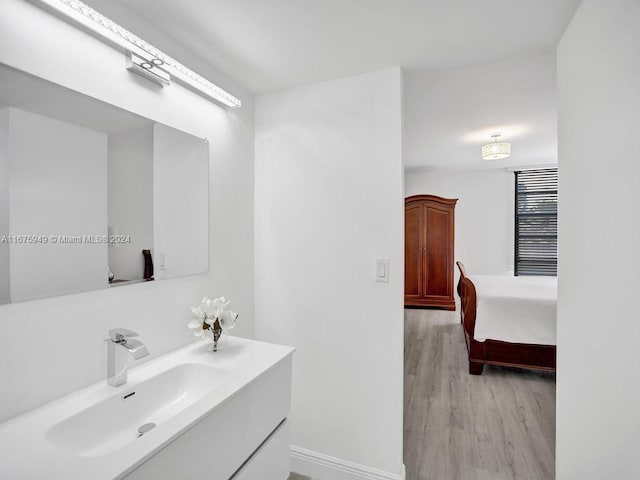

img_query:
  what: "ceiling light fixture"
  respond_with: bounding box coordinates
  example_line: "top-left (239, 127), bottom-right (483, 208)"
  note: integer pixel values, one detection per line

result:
top-left (481, 133), bottom-right (511, 160)
top-left (31, 0), bottom-right (242, 109)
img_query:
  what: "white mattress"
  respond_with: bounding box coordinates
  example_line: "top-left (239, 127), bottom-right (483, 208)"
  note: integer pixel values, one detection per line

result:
top-left (471, 275), bottom-right (557, 345)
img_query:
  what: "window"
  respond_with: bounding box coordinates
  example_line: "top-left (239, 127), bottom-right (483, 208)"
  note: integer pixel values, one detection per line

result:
top-left (514, 168), bottom-right (558, 276)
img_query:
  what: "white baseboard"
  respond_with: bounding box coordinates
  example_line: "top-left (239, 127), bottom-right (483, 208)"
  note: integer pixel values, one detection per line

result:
top-left (290, 446), bottom-right (403, 480)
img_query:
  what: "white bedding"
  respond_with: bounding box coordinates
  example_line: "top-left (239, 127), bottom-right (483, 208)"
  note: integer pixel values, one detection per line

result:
top-left (471, 275), bottom-right (557, 345)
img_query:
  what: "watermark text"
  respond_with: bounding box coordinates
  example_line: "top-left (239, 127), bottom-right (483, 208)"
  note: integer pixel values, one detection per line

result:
top-left (0, 234), bottom-right (132, 245)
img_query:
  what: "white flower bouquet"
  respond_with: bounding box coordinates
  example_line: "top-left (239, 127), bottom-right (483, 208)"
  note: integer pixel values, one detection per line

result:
top-left (188, 296), bottom-right (238, 351)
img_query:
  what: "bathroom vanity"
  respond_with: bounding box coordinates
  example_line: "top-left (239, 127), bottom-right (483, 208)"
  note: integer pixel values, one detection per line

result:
top-left (0, 336), bottom-right (294, 480)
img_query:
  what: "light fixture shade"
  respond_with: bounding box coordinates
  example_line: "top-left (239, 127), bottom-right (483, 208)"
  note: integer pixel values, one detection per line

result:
top-left (482, 141), bottom-right (511, 160)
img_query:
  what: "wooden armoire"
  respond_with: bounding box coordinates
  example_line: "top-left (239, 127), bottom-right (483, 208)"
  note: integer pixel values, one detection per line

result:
top-left (404, 195), bottom-right (457, 310)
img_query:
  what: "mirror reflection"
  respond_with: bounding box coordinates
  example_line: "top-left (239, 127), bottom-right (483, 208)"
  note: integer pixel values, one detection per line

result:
top-left (0, 64), bottom-right (209, 305)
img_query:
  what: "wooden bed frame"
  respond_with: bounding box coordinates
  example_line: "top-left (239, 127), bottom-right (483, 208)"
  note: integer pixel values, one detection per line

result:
top-left (456, 262), bottom-right (556, 375)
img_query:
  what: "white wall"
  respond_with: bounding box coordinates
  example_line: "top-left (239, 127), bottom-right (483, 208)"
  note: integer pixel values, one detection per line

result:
top-left (0, 0), bottom-right (254, 422)
top-left (557, 1), bottom-right (640, 478)
top-left (0, 109), bottom-right (9, 305)
top-left (108, 125), bottom-right (154, 282)
top-left (404, 169), bottom-right (514, 277)
top-left (153, 123), bottom-right (209, 280)
top-left (7, 108), bottom-right (108, 302)
top-left (255, 68), bottom-right (404, 478)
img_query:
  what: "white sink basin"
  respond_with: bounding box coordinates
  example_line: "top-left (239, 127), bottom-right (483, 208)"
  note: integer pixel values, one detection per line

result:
top-left (0, 337), bottom-right (295, 480)
top-left (46, 363), bottom-right (229, 457)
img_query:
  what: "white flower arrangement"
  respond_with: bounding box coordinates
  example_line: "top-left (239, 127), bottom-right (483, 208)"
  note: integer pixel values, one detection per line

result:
top-left (188, 296), bottom-right (238, 349)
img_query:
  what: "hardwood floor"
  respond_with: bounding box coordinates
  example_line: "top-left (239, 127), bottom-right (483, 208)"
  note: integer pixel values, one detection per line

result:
top-left (404, 308), bottom-right (556, 480)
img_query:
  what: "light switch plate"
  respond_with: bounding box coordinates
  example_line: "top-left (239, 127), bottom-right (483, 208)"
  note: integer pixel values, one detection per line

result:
top-left (157, 252), bottom-right (167, 271)
top-left (376, 258), bottom-right (389, 283)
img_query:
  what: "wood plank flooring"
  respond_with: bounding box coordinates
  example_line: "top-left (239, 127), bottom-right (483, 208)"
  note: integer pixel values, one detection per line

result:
top-left (404, 308), bottom-right (556, 480)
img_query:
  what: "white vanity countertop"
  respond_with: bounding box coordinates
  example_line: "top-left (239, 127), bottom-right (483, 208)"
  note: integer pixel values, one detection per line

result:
top-left (0, 336), bottom-right (295, 480)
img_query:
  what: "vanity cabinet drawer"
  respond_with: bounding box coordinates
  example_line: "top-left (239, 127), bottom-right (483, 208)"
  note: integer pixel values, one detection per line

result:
top-left (231, 420), bottom-right (290, 480)
top-left (123, 357), bottom-right (292, 480)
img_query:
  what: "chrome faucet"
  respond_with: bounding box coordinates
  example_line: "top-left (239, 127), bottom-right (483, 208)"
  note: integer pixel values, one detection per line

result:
top-left (106, 328), bottom-right (150, 387)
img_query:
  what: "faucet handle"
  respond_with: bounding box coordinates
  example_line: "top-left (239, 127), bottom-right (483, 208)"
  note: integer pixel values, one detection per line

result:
top-left (108, 328), bottom-right (139, 343)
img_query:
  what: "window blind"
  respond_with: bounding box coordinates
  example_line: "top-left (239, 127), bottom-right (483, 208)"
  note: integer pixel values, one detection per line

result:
top-left (514, 168), bottom-right (558, 276)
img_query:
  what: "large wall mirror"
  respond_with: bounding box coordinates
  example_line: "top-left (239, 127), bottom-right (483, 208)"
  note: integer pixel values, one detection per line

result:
top-left (0, 63), bottom-right (209, 305)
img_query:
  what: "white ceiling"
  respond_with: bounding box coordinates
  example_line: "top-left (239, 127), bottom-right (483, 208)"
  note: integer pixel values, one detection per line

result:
top-left (404, 50), bottom-right (558, 172)
top-left (79, 0), bottom-right (578, 172)
top-left (86, 0), bottom-right (580, 94)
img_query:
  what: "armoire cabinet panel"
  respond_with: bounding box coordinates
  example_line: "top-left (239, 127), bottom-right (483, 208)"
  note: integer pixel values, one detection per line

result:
top-left (404, 202), bottom-right (423, 300)
top-left (404, 195), bottom-right (457, 310)
top-left (425, 207), bottom-right (451, 298)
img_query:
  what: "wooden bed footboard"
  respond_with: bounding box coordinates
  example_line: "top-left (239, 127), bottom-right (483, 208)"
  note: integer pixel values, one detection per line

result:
top-left (459, 274), bottom-right (556, 375)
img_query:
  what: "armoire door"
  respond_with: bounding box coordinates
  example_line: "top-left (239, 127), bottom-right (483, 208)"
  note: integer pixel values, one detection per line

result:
top-left (423, 204), bottom-right (453, 304)
top-left (404, 201), bottom-right (423, 302)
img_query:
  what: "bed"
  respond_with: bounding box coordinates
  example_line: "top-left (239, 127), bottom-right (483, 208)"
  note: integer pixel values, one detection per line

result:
top-left (456, 261), bottom-right (557, 375)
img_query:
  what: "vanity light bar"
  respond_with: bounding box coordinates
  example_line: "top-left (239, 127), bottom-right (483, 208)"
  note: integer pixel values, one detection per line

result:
top-left (31, 0), bottom-right (242, 109)
top-left (126, 51), bottom-right (171, 87)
